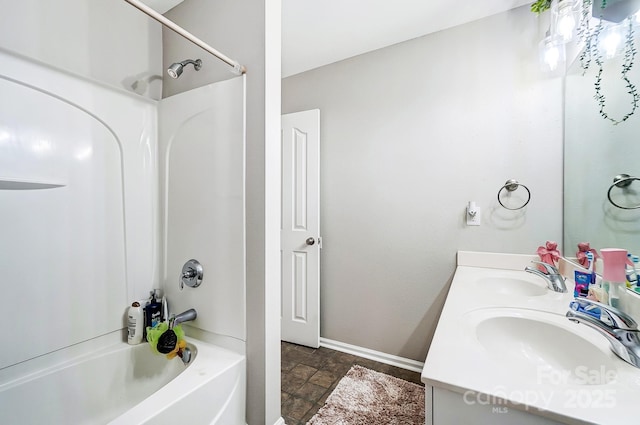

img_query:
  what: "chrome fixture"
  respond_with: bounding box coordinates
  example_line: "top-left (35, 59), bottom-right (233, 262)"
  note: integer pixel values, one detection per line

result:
top-left (497, 179), bottom-right (531, 210)
top-left (524, 261), bottom-right (567, 293)
top-left (567, 298), bottom-right (640, 368)
top-left (167, 59), bottom-right (202, 79)
top-left (180, 259), bottom-right (203, 290)
top-left (180, 346), bottom-right (192, 365)
top-left (171, 309), bottom-right (196, 365)
top-left (607, 173), bottom-right (640, 209)
top-left (124, 0), bottom-right (245, 75)
top-left (173, 308), bottom-right (198, 326)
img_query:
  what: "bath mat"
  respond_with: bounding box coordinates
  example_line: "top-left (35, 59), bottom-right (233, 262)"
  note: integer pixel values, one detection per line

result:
top-left (307, 365), bottom-right (425, 425)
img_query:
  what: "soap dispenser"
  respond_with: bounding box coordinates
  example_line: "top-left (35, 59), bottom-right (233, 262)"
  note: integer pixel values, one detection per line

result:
top-left (600, 248), bottom-right (631, 313)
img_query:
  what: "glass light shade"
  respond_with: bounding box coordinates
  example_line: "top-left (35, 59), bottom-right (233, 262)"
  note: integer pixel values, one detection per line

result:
top-left (599, 23), bottom-right (625, 59)
top-left (539, 34), bottom-right (567, 72)
top-left (552, 0), bottom-right (580, 42)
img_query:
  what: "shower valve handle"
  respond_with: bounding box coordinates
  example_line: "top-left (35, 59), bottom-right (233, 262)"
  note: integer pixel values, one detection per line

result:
top-left (179, 259), bottom-right (203, 290)
top-left (182, 269), bottom-right (196, 279)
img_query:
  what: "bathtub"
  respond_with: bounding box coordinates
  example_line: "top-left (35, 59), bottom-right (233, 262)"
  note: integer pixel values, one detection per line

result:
top-left (0, 337), bottom-right (246, 425)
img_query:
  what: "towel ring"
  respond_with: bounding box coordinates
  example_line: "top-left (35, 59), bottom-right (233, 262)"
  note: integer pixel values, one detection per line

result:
top-left (607, 174), bottom-right (640, 210)
top-left (497, 179), bottom-right (531, 210)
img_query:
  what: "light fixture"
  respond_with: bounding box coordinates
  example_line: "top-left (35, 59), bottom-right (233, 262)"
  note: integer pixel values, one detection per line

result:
top-left (539, 32), bottom-right (566, 72)
top-left (552, 0), bottom-right (579, 42)
top-left (599, 23), bottom-right (625, 58)
top-left (533, 0), bottom-right (640, 123)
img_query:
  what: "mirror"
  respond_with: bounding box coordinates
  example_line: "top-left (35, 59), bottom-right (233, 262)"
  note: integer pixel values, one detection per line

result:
top-left (563, 21), bottom-right (640, 275)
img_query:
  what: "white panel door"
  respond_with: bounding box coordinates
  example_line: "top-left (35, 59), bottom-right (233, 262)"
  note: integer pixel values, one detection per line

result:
top-left (281, 109), bottom-right (320, 348)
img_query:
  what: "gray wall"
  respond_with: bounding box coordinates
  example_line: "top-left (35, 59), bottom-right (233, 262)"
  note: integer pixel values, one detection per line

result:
top-left (164, 1), bottom-right (281, 424)
top-left (282, 5), bottom-right (564, 362)
top-left (163, 0), bottom-right (249, 95)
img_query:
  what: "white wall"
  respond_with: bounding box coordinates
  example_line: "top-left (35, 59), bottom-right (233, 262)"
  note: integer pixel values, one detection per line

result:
top-left (163, 1), bottom-right (281, 424)
top-left (0, 49), bottom-right (158, 370)
top-left (282, 5), bottom-right (564, 362)
top-left (158, 78), bottom-right (246, 345)
top-left (0, 0), bottom-right (161, 372)
top-left (1, 3), bottom-right (280, 423)
top-left (0, 0), bottom-right (163, 99)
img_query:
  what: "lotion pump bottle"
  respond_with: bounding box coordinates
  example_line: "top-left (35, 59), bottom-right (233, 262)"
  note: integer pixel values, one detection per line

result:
top-left (127, 301), bottom-right (144, 345)
top-left (600, 248), bottom-right (631, 313)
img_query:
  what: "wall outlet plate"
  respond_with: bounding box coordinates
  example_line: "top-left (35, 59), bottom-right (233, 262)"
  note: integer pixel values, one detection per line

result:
top-left (467, 206), bottom-right (481, 226)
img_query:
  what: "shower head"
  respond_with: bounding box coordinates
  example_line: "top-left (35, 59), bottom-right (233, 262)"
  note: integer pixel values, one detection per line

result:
top-left (167, 59), bottom-right (202, 79)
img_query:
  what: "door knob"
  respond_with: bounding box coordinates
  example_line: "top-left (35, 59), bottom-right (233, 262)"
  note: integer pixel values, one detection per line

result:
top-left (306, 237), bottom-right (316, 246)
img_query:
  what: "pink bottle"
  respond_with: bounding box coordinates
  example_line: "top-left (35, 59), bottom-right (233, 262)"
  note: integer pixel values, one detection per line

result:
top-left (600, 248), bottom-right (631, 312)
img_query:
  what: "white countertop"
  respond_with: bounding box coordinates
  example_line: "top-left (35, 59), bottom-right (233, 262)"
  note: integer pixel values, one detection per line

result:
top-left (422, 251), bottom-right (640, 425)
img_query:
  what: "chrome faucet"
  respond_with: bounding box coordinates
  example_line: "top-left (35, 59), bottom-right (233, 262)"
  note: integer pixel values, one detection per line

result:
top-left (567, 298), bottom-right (640, 368)
top-left (173, 308), bottom-right (197, 326)
top-left (170, 309), bottom-right (196, 365)
top-left (524, 261), bottom-right (567, 293)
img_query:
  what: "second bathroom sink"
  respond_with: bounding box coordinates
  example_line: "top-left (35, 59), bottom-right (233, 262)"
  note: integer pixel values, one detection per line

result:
top-left (465, 308), bottom-right (619, 385)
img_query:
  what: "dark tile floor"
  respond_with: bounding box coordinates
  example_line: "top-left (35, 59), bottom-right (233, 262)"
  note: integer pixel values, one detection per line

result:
top-left (281, 341), bottom-right (424, 425)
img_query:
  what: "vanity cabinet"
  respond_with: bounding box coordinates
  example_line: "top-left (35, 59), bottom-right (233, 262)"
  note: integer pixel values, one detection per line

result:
top-left (421, 252), bottom-right (640, 425)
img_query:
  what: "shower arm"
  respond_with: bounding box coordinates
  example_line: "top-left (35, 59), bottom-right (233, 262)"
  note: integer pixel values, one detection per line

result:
top-left (179, 59), bottom-right (201, 69)
top-left (123, 0), bottom-right (246, 75)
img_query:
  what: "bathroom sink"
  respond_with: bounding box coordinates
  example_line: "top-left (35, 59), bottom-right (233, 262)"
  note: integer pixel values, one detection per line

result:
top-left (465, 309), bottom-right (618, 385)
top-left (475, 277), bottom-right (547, 296)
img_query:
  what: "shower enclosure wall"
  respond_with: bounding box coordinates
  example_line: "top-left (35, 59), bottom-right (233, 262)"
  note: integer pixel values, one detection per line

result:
top-left (0, 0), bottom-right (247, 420)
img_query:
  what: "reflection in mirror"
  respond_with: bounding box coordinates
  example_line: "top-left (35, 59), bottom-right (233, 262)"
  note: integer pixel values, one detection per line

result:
top-left (564, 10), bottom-right (640, 285)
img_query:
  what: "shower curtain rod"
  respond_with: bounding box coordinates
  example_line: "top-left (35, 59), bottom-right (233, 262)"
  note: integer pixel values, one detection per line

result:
top-left (124, 0), bottom-right (246, 75)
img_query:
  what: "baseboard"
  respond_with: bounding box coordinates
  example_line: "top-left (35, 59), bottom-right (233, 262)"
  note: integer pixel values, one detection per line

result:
top-left (272, 417), bottom-right (286, 425)
top-left (319, 338), bottom-right (425, 373)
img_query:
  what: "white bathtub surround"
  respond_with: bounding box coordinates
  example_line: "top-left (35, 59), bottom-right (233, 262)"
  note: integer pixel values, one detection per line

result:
top-left (159, 77), bottom-right (246, 344)
top-left (2, 0), bottom-right (281, 423)
top-left (1, 37), bottom-right (248, 425)
top-left (0, 49), bottom-right (158, 371)
top-left (0, 1), bottom-right (163, 100)
top-left (422, 251), bottom-right (640, 424)
top-left (0, 337), bottom-right (245, 425)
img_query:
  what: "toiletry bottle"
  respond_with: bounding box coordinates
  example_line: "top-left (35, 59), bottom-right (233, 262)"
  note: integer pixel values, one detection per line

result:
top-left (633, 255), bottom-right (640, 293)
top-left (145, 290), bottom-right (163, 329)
top-left (625, 253), bottom-right (634, 287)
top-left (127, 302), bottom-right (144, 345)
top-left (161, 295), bottom-right (168, 322)
top-left (575, 252), bottom-right (596, 298)
top-left (630, 255), bottom-right (640, 288)
top-left (600, 248), bottom-right (631, 313)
